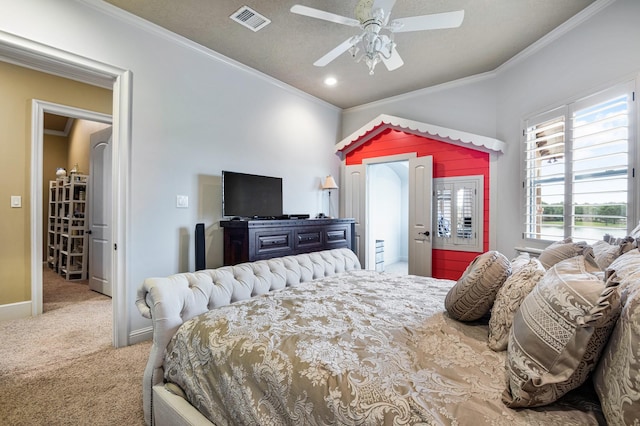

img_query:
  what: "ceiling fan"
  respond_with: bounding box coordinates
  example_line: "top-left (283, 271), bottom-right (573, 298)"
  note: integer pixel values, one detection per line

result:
top-left (290, 0), bottom-right (464, 75)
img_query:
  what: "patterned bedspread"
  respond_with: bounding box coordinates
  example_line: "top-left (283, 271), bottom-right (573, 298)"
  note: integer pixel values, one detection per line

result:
top-left (164, 270), bottom-right (604, 425)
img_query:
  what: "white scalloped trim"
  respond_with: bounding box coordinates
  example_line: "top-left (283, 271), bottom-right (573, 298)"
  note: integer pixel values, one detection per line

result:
top-left (336, 114), bottom-right (505, 155)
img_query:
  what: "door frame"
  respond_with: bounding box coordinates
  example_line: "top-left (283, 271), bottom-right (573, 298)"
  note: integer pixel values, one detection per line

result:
top-left (0, 30), bottom-right (133, 348)
top-left (345, 153), bottom-right (417, 270)
top-left (34, 101), bottom-right (112, 296)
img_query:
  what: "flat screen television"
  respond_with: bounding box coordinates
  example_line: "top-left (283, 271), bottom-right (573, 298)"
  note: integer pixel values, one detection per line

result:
top-left (222, 170), bottom-right (283, 218)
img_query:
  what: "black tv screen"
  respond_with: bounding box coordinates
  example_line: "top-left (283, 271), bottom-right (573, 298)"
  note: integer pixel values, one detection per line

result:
top-left (222, 171), bottom-right (283, 218)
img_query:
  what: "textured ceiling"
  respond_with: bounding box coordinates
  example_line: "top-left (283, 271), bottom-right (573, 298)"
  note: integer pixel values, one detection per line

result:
top-left (102, 0), bottom-right (596, 109)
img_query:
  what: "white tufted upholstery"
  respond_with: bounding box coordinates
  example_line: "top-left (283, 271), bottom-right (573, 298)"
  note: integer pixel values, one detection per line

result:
top-left (136, 248), bottom-right (360, 426)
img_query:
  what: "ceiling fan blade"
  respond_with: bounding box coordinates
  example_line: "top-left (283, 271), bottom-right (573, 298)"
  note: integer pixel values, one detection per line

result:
top-left (381, 46), bottom-right (404, 71)
top-left (313, 36), bottom-right (360, 67)
top-left (291, 5), bottom-right (360, 27)
top-left (389, 10), bottom-right (464, 33)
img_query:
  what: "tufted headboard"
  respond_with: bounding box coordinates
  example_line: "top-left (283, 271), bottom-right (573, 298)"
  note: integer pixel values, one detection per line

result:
top-left (136, 247), bottom-right (361, 425)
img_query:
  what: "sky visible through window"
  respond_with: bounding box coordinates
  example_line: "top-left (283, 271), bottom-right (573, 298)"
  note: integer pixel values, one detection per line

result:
top-left (527, 93), bottom-right (630, 241)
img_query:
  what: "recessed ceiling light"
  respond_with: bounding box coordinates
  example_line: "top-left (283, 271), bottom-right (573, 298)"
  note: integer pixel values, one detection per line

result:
top-left (324, 77), bottom-right (337, 86)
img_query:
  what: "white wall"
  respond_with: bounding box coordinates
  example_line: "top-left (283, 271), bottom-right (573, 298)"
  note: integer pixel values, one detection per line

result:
top-left (368, 163), bottom-right (407, 267)
top-left (341, 0), bottom-right (640, 258)
top-left (342, 73), bottom-right (498, 139)
top-left (495, 0), bottom-right (640, 255)
top-left (0, 0), bottom-right (342, 338)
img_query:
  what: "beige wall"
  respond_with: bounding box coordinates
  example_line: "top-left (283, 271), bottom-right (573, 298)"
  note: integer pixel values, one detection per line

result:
top-left (68, 119), bottom-right (111, 174)
top-left (41, 119), bottom-right (110, 260)
top-left (0, 61), bottom-right (112, 305)
top-left (42, 134), bottom-right (69, 259)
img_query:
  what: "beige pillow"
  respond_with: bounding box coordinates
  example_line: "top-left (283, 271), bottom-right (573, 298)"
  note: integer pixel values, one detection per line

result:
top-left (444, 251), bottom-right (511, 321)
top-left (509, 252), bottom-right (531, 275)
top-left (593, 283), bottom-right (640, 425)
top-left (538, 238), bottom-right (589, 269)
top-left (502, 256), bottom-right (621, 407)
top-left (487, 258), bottom-right (545, 351)
top-left (591, 239), bottom-right (621, 270)
top-left (607, 248), bottom-right (640, 284)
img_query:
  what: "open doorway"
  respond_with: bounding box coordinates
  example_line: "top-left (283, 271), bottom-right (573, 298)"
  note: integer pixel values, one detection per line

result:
top-left (0, 32), bottom-right (134, 347)
top-left (42, 111), bottom-right (112, 305)
top-left (367, 161), bottom-right (409, 274)
top-left (37, 103), bottom-right (113, 314)
top-left (345, 154), bottom-right (432, 277)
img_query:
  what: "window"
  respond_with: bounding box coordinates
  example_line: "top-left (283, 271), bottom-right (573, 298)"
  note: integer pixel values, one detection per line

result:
top-left (434, 175), bottom-right (483, 252)
top-left (523, 81), bottom-right (636, 242)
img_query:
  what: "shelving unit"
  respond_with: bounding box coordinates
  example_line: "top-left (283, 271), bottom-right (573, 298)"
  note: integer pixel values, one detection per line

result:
top-left (49, 174), bottom-right (89, 280)
top-left (46, 178), bottom-right (65, 271)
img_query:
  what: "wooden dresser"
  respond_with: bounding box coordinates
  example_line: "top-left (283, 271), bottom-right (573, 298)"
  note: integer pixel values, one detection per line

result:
top-left (220, 218), bottom-right (356, 266)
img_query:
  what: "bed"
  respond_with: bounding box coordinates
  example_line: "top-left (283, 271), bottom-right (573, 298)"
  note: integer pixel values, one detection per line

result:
top-left (136, 246), bottom-right (640, 426)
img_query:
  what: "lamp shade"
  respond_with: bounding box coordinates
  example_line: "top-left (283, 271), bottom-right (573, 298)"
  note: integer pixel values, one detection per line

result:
top-left (322, 175), bottom-right (338, 190)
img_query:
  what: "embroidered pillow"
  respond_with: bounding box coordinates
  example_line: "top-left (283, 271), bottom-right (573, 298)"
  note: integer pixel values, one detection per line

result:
top-left (538, 238), bottom-right (589, 270)
top-left (607, 248), bottom-right (640, 286)
top-left (510, 252), bottom-right (531, 275)
top-left (593, 283), bottom-right (640, 425)
top-left (444, 251), bottom-right (511, 321)
top-left (591, 240), bottom-right (621, 270)
top-left (502, 256), bottom-right (621, 407)
top-left (487, 258), bottom-right (545, 351)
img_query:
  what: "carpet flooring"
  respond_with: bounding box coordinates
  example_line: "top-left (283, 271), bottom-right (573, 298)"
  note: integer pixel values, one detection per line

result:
top-left (0, 267), bottom-right (151, 425)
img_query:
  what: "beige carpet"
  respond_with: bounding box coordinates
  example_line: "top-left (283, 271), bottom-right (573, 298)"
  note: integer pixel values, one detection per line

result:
top-left (0, 267), bottom-right (151, 425)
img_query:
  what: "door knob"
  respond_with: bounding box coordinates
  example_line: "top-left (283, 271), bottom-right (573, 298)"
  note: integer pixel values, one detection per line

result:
top-left (419, 231), bottom-right (430, 236)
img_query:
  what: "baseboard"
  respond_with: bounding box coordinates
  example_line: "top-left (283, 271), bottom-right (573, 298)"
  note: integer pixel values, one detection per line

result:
top-left (129, 325), bottom-right (153, 344)
top-left (0, 301), bottom-right (32, 322)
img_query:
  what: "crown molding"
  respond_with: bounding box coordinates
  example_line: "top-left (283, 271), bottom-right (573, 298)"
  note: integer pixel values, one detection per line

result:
top-left (497, 0), bottom-right (617, 74)
top-left (344, 0), bottom-right (617, 113)
top-left (78, 0), bottom-right (340, 111)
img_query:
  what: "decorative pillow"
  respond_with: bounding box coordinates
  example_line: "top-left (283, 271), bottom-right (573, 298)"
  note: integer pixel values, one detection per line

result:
top-left (502, 255), bottom-right (621, 408)
top-left (444, 251), bottom-right (511, 321)
top-left (538, 238), bottom-right (589, 270)
top-left (487, 258), bottom-right (545, 351)
top-left (593, 283), bottom-right (640, 425)
top-left (607, 248), bottom-right (640, 284)
top-left (509, 252), bottom-right (531, 275)
top-left (591, 239), bottom-right (621, 270)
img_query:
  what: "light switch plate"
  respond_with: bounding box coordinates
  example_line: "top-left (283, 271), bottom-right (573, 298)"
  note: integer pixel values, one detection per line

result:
top-left (11, 195), bottom-right (21, 208)
top-left (176, 195), bottom-right (188, 208)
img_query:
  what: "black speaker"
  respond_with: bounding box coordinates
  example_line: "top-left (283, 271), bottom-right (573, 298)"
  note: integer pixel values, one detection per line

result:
top-left (195, 223), bottom-right (206, 271)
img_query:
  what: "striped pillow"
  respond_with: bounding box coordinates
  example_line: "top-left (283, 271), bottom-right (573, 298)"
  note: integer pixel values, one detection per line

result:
top-left (502, 256), bottom-right (621, 407)
top-left (444, 251), bottom-right (511, 321)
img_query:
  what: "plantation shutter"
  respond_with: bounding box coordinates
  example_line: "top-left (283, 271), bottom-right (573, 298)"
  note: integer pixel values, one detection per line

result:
top-left (523, 80), bottom-right (634, 241)
top-left (570, 91), bottom-right (631, 238)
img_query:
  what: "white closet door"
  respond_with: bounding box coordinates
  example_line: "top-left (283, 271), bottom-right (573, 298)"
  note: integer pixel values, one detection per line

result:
top-left (344, 164), bottom-right (366, 268)
top-left (408, 156), bottom-right (433, 276)
top-left (88, 127), bottom-right (112, 296)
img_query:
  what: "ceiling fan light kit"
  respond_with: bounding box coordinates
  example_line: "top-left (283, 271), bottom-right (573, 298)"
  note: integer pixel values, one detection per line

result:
top-left (291, 0), bottom-right (464, 76)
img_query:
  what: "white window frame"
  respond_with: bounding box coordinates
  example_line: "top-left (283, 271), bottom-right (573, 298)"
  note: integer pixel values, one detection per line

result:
top-left (522, 79), bottom-right (638, 243)
top-left (433, 175), bottom-right (484, 252)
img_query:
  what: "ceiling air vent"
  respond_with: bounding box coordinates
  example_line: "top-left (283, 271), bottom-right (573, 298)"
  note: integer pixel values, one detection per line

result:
top-left (230, 6), bottom-right (271, 32)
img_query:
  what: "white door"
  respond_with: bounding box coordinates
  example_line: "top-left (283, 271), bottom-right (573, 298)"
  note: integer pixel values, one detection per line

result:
top-left (344, 165), bottom-right (366, 267)
top-left (408, 156), bottom-right (433, 276)
top-left (88, 127), bottom-right (112, 296)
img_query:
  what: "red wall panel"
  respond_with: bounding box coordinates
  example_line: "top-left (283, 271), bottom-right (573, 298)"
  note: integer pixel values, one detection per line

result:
top-left (344, 128), bottom-right (489, 280)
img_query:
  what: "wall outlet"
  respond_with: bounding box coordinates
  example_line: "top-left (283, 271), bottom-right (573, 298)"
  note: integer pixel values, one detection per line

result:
top-left (11, 195), bottom-right (21, 208)
top-left (176, 195), bottom-right (188, 208)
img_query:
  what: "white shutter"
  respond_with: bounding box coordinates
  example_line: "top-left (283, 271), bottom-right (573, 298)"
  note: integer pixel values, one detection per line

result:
top-left (523, 80), bottom-right (635, 242)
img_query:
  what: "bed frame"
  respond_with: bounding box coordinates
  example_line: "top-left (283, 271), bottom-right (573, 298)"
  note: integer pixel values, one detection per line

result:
top-left (135, 248), bottom-right (361, 426)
